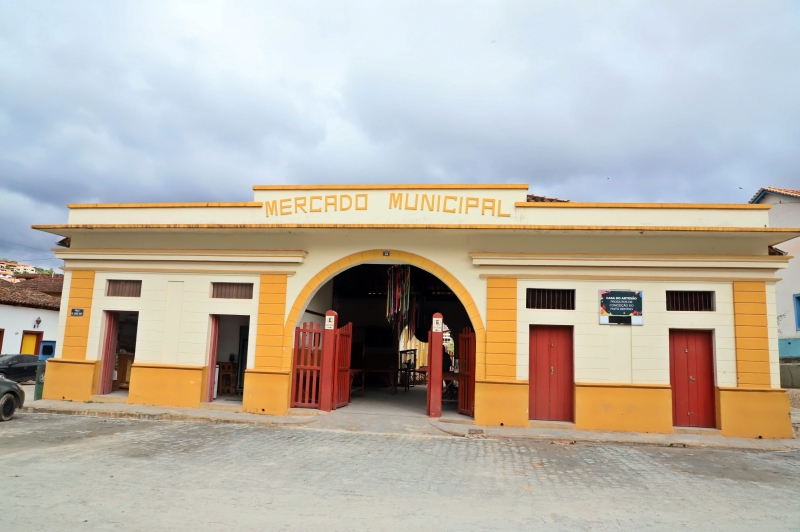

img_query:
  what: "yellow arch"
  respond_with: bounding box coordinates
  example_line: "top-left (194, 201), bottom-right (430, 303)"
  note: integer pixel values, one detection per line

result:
top-left (282, 249), bottom-right (485, 375)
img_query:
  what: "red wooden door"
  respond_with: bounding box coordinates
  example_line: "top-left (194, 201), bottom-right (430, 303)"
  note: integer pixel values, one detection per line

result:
top-left (669, 329), bottom-right (715, 428)
top-left (529, 325), bottom-right (574, 422)
top-left (205, 315), bottom-right (220, 403)
top-left (457, 327), bottom-right (475, 417)
top-left (333, 322), bottom-right (353, 409)
top-left (290, 322), bottom-right (324, 408)
top-left (99, 312), bottom-right (119, 395)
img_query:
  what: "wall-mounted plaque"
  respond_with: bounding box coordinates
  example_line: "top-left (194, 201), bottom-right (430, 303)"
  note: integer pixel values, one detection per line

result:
top-left (599, 290), bottom-right (643, 325)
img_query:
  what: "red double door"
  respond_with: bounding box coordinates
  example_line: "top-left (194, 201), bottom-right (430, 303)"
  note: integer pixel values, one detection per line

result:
top-left (290, 319), bottom-right (352, 410)
top-left (529, 325), bottom-right (574, 422)
top-left (669, 329), bottom-right (715, 428)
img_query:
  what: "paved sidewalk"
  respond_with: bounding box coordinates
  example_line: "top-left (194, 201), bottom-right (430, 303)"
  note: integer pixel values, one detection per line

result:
top-left (22, 396), bottom-right (800, 451)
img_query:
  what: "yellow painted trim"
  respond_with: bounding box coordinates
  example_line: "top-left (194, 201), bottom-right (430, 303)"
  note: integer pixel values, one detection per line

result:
top-left (283, 249), bottom-right (486, 380)
top-left (515, 202), bottom-right (770, 210)
top-left (61, 266), bottom-right (296, 275)
top-left (56, 248), bottom-right (308, 256)
top-left (46, 358), bottom-right (96, 365)
top-left (68, 202), bottom-right (263, 209)
top-left (246, 368), bottom-right (291, 375)
top-left (131, 362), bottom-right (205, 370)
top-left (470, 252), bottom-right (791, 262)
top-left (575, 382), bottom-right (671, 389)
top-left (253, 184), bottom-right (530, 190)
top-left (480, 274), bottom-right (781, 282)
top-left (31, 223), bottom-right (800, 234)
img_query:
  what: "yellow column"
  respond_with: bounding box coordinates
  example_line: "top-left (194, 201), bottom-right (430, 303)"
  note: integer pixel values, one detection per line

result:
top-left (243, 274), bottom-right (291, 415)
top-left (475, 277), bottom-right (527, 427)
top-left (717, 281), bottom-right (791, 438)
top-left (43, 270), bottom-right (98, 401)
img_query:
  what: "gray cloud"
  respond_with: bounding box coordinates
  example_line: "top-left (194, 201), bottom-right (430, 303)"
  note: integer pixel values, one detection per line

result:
top-left (1, 1), bottom-right (799, 267)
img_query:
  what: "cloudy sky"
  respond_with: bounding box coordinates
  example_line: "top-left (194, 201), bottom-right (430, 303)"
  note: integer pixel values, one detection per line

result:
top-left (1, 1), bottom-right (799, 268)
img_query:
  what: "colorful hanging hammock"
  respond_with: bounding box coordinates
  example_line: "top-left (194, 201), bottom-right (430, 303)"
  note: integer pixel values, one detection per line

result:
top-left (386, 265), bottom-right (411, 337)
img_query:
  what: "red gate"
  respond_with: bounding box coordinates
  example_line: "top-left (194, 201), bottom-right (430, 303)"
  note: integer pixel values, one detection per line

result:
top-left (290, 322), bottom-right (324, 408)
top-left (457, 327), bottom-right (475, 417)
top-left (333, 322), bottom-right (353, 409)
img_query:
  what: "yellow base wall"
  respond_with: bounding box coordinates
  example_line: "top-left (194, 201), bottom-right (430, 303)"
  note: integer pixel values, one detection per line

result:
top-left (127, 364), bottom-right (205, 409)
top-left (575, 385), bottom-right (673, 434)
top-left (42, 359), bottom-right (99, 402)
top-left (474, 381), bottom-right (528, 427)
top-left (718, 388), bottom-right (792, 438)
top-left (242, 370), bottom-right (291, 415)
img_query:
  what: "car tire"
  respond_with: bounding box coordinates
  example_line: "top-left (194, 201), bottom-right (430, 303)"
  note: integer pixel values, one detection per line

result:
top-left (0, 393), bottom-right (16, 421)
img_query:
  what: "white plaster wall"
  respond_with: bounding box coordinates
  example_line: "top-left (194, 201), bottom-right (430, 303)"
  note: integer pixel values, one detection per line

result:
top-left (0, 304), bottom-right (60, 354)
top-left (300, 279), bottom-right (333, 328)
top-left (760, 193), bottom-right (800, 340)
top-left (83, 272), bottom-right (260, 368)
top-left (766, 282), bottom-right (780, 387)
top-left (516, 280), bottom-right (737, 387)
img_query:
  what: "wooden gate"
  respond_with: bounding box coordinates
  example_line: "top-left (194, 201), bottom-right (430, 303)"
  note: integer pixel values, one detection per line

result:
top-left (457, 327), bottom-right (475, 416)
top-left (290, 322), bottom-right (324, 408)
top-left (529, 325), bottom-right (574, 422)
top-left (669, 329), bottom-right (715, 428)
top-left (333, 322), bottom-right (353, 409)
top-left (99, 311), bottom-right (119, 395)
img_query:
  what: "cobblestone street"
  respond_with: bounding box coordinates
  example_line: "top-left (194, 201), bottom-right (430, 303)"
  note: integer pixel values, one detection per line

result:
top-left (2, 413), bottom-right (799, 531)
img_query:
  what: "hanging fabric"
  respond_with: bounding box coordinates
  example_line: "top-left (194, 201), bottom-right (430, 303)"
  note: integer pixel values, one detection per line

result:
top-left (386, 265), bottom-right (411, 338)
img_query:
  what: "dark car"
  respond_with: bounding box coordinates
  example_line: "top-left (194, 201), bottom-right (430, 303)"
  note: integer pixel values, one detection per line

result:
top-left (0, 354), bottom-right (39, 382)
top-left (0, 378), bottom-right (25, 421)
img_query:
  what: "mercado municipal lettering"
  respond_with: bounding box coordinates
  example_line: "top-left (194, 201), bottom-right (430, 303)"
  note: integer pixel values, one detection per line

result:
top-left (34, 184), bottom-right (800, 438)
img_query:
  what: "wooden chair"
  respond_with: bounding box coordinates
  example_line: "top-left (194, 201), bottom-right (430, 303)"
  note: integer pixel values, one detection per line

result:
top-left (217, 362), bottom-right (234, 395)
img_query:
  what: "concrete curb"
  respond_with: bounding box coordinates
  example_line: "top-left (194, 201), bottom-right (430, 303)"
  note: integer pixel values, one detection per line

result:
top-left (431, 420), bottom-right (800, 451)
top-left (20, 401), bottom-right (318, 427)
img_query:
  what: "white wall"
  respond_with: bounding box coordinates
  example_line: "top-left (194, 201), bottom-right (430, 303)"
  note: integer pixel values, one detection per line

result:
top-left (516, 279), bottom-right (738, 387)
top-left (0, 304), bottom-right (60, 354)
top-left (761, 193), bottom-right (800, 341)
top-left (78, 272), bottom-right (260, 369)
top-left (300, 279), bottom-right (333, 328)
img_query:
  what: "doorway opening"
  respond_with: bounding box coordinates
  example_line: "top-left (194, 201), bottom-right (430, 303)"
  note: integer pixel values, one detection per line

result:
top-left (98, 311), bottom-right (139, 399)
top-left (205, 315), bottom-right (250, 405)
top-left (292, 264), bottom-right (476, 418)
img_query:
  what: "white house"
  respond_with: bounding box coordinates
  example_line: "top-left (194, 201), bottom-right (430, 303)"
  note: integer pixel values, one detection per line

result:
top-left (750, 187), bottom-right (800, 359)
top-left (0, 283), bottom-right (60, 355)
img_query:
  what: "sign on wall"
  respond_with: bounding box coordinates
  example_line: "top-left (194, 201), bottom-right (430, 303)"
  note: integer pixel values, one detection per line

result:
top-left (599, 290), bottom-right (643, 325)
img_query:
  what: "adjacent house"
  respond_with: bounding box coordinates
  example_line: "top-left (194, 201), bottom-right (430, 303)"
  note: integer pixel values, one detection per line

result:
top-left (0, 280), bottom-right (61, 356)
top-left (749, 187), bottom-right (800, 359)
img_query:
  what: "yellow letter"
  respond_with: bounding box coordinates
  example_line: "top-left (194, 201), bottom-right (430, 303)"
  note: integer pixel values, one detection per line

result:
top-left (389, 192), bottom-right (403, 209)
top-left (421, 194), bottom-right (435, 211)
top-left (497, 199), bottom-right (511, 217)
top-left (355, 194), bottom-right (368, 210)
top-left (481, 198), bottom-right (496, 216)
top-left (465, 197), bottom-right (479, 214)
top-left (325, 195), bottom-right (337, 212)
top-left (340, 194), bottom-right (352, 211)
top-left (310, 196), bottom-right (322, 212)
top-left (280, 198), bottom-right (292, 215)
top-left (436, 195), bottom-right (441, 211)
top-left (443, 196), bottom-right (457, 213)
top-left (265, 200), bottom-right (278, 217)
top-left (458, 197), bottom-right (464, 213)
top-left (295, 197), bottom-right (307, 213)
top-left (404, 193), bottom-right (419, 210)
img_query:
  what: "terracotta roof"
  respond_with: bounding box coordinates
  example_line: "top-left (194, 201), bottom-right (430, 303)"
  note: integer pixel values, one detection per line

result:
top-left (14, 274), bottom-right (64, 294)
top-left (0, 284), bottom-right (61, 311)
top-left (749, 187), bottom-right (800, 204)
top-left (526, 194), bottom-right (570, 203)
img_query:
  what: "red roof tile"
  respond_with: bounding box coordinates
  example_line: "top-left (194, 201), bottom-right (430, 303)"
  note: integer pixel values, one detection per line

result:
top-left (14, 274), bottom-right (64, 294)
top-left (749, 187), bottom-right (800, 203)
top-left (0, 284), bottom-right (61, 311)
top-left (526, 194), bottom-right (570, 203)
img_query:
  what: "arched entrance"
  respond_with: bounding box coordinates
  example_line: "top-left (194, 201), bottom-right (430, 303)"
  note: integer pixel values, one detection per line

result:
top-left (285, 251), bottom-right (485, 418)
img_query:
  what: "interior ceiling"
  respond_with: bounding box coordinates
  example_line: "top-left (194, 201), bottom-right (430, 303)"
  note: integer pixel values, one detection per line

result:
top-left (332, 264), bottom-right (456, 300)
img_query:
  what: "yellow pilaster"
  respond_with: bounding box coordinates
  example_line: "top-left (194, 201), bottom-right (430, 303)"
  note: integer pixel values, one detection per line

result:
top-left (475, 278), bottom-right (527, 427)
top-left (43, 270), bottom-right (97, 402)
top-left (733, 281), bottom-right (771, 388)
top-left (243, 274), bottom-right (291, 415)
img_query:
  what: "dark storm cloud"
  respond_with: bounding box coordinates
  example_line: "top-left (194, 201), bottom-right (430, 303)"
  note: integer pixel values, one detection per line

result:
top-left (0, 1), bottom-right (799, 267)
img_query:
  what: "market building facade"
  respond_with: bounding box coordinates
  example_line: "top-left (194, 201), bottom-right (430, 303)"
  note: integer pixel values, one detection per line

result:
top-left (35, 184), bottom-right (799, 438)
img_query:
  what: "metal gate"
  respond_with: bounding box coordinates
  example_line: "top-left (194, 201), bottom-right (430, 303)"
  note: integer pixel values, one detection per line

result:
top-left (290, 322), bottom-right (324, 408)
top-left (457, 327), bottom-right (475, 417)
top-left (333, 322), bottom-right (353, 409)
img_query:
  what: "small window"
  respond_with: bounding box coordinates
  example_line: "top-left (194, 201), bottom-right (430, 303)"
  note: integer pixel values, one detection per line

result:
top-left (526, 289), bottom-right (575, 310)
top-left (211, 283), bottom-right (254, 299)
top-left (106, 280), bottom-right (142, 297)
top-left (666, 291), bottom-right (715, 312)
top-left (794, 294), bottom-right (800, 331)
